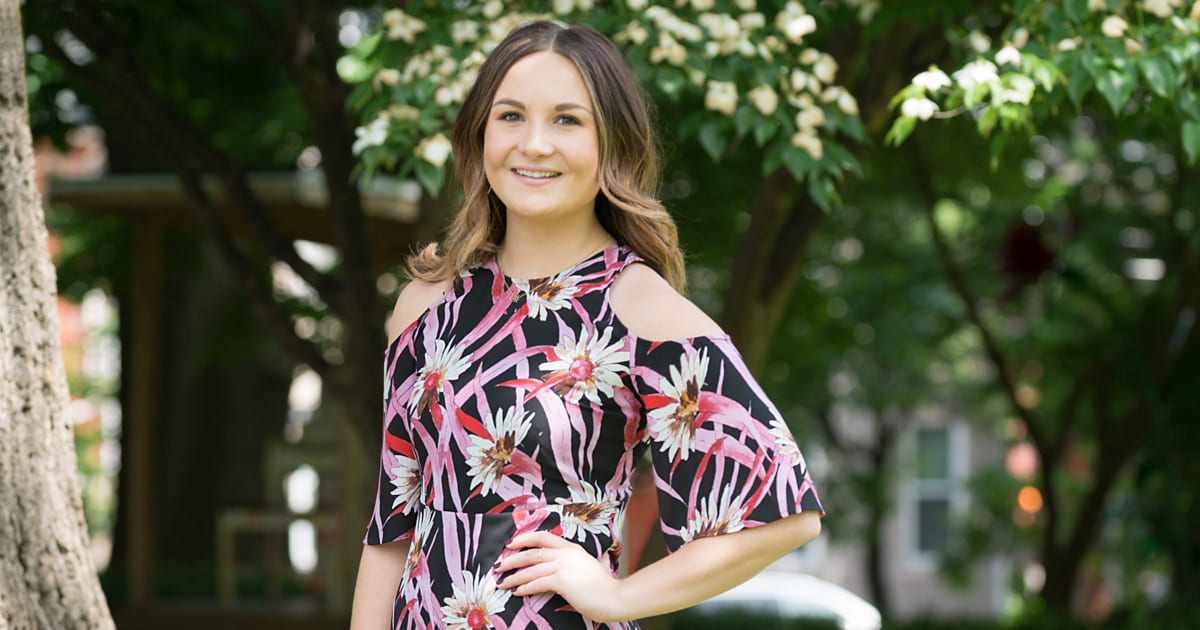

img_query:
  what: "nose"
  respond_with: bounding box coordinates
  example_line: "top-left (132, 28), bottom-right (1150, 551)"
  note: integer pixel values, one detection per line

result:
top-left (518, 121), bottom-right (553, 158)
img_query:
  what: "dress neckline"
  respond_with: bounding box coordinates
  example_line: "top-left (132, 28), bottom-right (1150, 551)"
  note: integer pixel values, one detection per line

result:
top-left (492, 241), bottom-right (622, 283)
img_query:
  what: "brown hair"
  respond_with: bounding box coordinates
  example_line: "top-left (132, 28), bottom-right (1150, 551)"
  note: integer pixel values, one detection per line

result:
top-left (407, 21), bottom-right (686, 292)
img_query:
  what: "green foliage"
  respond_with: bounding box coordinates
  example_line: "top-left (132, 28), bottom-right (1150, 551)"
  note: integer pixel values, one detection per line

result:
top-left (341, 1), bottom-right (864, 206)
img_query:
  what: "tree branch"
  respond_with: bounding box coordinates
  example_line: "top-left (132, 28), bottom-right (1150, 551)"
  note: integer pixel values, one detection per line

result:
top-left (53, 2), bottom-right (344, 308)
top-left (41, 35), bottom-right (332, 379)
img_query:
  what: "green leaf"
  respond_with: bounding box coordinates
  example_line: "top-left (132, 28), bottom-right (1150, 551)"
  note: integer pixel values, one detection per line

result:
top-left (677, 111), bottom-right (707, 140)
top-left (1137, 56), bottom-right (1176, 98)
top-left (988, 132), bottom-right (1007, 170)
top-left (781, 145), bottom-right (815, 182)
top-left (1096, 67), bottom-right (1136, 114)
top-left (657, 68), bottom-right (688, 101)
top-left (1063, 0), bottom-right (1088, 23)
top-left (414, 159), bottom-right (445, 197)
top-left (807, 175), bottom-right (839, 211)
top-left (1179, 91), bottom-right (1200, 120)
top-left (964, 81), bottom-right (991, 108)
top-left (840, 115), bottom-right (867, 143)
top-left (698, 121), bottom-right (730, 161)
top-left (336, 54), bottom-right (375, 84)
top-left (763, 141), bottom-right (787, 175)
top-left (978, 106), bottom-right (1000, 137)
top-left (1067, 62), bottom-right (1092, 107)
top-left (753, 117), bottom-right (778, 147)
top-left (734, 105), bottom-right (756, 137)
top-left (885, 116), bottom-right (916, 146)
top-left (1183, 120), bottom-right (1200, 166)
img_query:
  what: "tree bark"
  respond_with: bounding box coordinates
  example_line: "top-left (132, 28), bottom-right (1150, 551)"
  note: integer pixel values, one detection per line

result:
top-left (0, 2), bottom-right (115, 627)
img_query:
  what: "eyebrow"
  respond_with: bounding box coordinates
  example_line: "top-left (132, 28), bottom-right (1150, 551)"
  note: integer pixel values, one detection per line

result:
top-left (491, 98), bottom-right (591, 114)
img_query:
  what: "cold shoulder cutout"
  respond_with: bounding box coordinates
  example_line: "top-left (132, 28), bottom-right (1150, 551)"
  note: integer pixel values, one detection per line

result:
top-left (610, 261), bottom-right (725, 342)
top-left (386, 278), bottom-right (449, 345)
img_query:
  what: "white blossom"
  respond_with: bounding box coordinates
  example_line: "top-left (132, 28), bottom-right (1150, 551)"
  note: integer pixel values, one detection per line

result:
top-left (650, 31), bottom-right (689, 66)
top-left (789, 69), bottom-right (812, 93)
top-left (626, 0), bottom-right (649, 9)
top-left (791, 129), bottom-right (823, 159)
top-left (1055, 37), bottom-right (1080, 51)
top-left (352, 116), bottom-right (389, 155)
top-left (952, 59), bottom-right (1000, 91)
top-left (795, 105), bottom-right (826, 129)
top-left (799, 48), bottom-right (820, 66)
top-left (837, 90), bottom-right (859, 116)
top-left (1142, 0), bottom-right (1180, 16)
top-left (1124, 37), bottom-right (1144, 53)
top-left (776, 2), bottom-right (817, 44)
top-left (813, 53), bottom-right (838, 84)
top-left (387, 104), bottom-right (420, 122)
top-left (375, 68), bottom-right (401, 88)
top-left (748, 84), bottom-right (779, 115)
top-left (1088, 0), bottom-right (1108, 10)
top-left (901, 97), bottom-right (938, 121)
top-left (381, 9), bottom-right (427, 43)
top-left (1012, 27), bottom-right (1030, 48)
top-left (416, 133), bottom-right (452, 169)
top-left (553, 0), bottom-right (575, 15)
top-left (995, 45), bottom-right (1022, 67)
top-left (705, 80), bottom-right (738, 115)
top-left (1101, 15), bottom-right (1128, 37)
top-left (998, 76), bottom-right (1036, 105)
top-left (739, 12), bottom-right (766, 31)
top-left (1192, 0), bottom-right (1200, 21)
top-left (691, 0), bottom-right (715, 10)
top-left (913, 66), bottom-right (952, 91)
top-left (450, 20), bottom-right (480, 46)
top-left (968, 30), bottom-right (991, 52)
top-left (735, 0), bottom-right (757, 10)
top-left (483, 0), bottom-right (504, 19)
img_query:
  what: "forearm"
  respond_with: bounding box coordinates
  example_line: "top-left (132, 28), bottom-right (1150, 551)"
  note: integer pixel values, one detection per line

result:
top-left (610, 511), bottom-right (821, 621)
top-left (349, 540), bottom-right (411, 630)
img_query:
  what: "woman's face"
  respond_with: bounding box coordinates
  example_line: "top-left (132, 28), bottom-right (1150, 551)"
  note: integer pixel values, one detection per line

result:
top-left (483, 51), bottom-right (600, 227)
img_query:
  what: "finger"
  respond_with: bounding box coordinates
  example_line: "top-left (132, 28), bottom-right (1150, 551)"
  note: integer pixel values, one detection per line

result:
top-left (507, 531), bottom-right (568, 550)
top-left (498, 559), bottom-right (557, 590)
top-left (494, 546), bottom-right (546, 573)
top-left (512, 574), bottom-right (559, 597)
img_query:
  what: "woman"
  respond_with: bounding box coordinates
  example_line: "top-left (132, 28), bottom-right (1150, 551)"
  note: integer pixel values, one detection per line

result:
top-left (350, 20), bottom-right (824, 630)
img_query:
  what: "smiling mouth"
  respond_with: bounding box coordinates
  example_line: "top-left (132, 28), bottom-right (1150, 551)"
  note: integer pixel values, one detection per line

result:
top-left (513, 168), bottom-right (561, 179)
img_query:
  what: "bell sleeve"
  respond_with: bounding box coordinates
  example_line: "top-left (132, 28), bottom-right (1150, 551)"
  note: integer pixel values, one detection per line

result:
top-left (363, 342), bottom-right (422, 545)
top-left (630, 334), bottom-right (824, 553)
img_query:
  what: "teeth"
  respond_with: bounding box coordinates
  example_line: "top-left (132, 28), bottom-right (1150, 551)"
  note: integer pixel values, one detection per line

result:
top-left (515, 169), bottom-right (559, 179)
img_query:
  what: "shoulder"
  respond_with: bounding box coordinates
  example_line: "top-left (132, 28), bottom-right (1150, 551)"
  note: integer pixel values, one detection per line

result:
top-left (386, 277), bottom-right (449, 344)
top-left (610, 262), bottom-right (724, 341)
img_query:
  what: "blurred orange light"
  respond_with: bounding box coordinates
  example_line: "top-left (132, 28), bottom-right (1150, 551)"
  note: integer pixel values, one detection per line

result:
top-left (1018, 485), bottom-right (1043, 513)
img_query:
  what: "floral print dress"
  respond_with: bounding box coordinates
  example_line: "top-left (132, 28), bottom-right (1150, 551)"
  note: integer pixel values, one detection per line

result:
top-left (365, 244), bottom-right (824, 630)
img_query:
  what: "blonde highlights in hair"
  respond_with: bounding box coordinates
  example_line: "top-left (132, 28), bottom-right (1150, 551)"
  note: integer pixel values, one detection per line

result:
top-left (407, 21), bottom-right (686, 292)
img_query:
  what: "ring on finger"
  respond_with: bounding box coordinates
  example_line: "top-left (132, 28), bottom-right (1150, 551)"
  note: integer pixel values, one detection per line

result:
top-left (538, 549), bottom-right (543, 563)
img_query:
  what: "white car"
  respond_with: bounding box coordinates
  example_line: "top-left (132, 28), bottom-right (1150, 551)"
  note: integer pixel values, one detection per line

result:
top-left (691, 571), bottom-right (883, 630)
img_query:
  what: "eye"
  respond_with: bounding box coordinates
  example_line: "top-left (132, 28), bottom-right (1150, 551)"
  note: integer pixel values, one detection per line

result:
top-left (497, 111), bottom-right (522, 122)
top-left (555, 114), bottom-right (582, 126)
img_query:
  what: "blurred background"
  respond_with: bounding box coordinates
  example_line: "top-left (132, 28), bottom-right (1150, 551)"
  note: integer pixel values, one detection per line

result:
top-left (21, 1), bottom-right (1198, 629)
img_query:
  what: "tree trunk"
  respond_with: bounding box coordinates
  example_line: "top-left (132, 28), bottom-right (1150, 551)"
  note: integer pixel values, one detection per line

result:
top-left (0, 3), bottom-right (115, 627)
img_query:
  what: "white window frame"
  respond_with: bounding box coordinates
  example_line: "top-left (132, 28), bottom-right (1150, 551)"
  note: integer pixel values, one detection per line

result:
top-left (899, 419), bottom-right (968, 572)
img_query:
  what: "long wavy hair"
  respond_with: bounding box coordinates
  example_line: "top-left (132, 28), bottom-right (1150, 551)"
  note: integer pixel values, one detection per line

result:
top-left (407, 21), bottom-right (686, 292)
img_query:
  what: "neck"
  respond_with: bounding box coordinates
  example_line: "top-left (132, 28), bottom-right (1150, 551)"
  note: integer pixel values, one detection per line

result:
top-left (498, 213), bottom-right (614, 280)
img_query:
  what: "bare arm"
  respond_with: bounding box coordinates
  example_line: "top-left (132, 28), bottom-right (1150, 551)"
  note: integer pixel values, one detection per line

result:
top-left (349, 540), bottom-right (411, 630)
top-left (496, 511), bottom-right (822, 622)
top-left (350, 276), bottom-right (447, 628)
top-left (495, 263), bottom-right (823, 621)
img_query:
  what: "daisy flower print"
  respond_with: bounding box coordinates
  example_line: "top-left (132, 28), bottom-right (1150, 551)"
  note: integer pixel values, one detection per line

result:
top-left (465, 405), bottom-right (534, 496)
top-left (513, 270), bottom-right (581, 321)
top-left (681, 485), bottom-right (748, 543)
top-left (551, 480), bottom-right (620, 541)
top-left (539, 326), bottom-right (629, 405)
top-left (647, 346), bottom-right (710, 461)
top-left (409, 338), bottom-right (471, 416)
top-left (389, 453), bottom-right (422, 513)
top-left (440, 568), bottom-right (511, 630)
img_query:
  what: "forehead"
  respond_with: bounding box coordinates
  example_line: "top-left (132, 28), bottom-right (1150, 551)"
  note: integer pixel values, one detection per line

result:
top-left (494, 50), bottom-right (591, 105)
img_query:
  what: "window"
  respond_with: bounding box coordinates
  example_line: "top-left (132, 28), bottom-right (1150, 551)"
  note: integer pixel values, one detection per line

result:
top-left (914, 428), bottom-right (951, 554)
